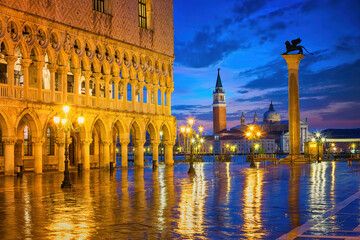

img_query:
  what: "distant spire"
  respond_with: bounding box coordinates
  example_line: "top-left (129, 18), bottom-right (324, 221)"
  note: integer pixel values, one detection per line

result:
top-left (215, 68), bottom-right (223, 89)
top-left (241, 112), bottom-right (245, 119)
top-left (254, 112), bottom-right (258, 123)
top-left (269, 101), bottom-right (275, 111)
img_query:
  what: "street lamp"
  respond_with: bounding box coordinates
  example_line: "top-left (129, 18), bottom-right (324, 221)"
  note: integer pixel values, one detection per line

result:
top-left (245, 125), bottom-right (261, 168)
top-left (312, 132), bottom-right (326, 163)
top-left (54, 105), bottom-right (84, 188)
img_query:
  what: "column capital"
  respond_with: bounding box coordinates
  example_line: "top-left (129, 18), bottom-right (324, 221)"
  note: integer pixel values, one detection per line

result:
top-left (47, 64), bottom-right (58, 73)
top-left (55, 137), bottom-right (65, 146)
top-left (119, 138), bottom-right (130, 145)
top-left (20, 58), bottom-right (32, 68)
top-left (71, 68), bottom-right (82, 75)
top-left (150, 140), bottom-right (161, 146)
top-left (80, 138), bottom-right (93, 145)
top-left (82, 70), bottom-right (93, 78)
top-left (103, 74), bottom-right (112, 82)
top-left (101, 139), bottom-right (112, 146)
top-left (2, 137), bottom-right (17, 145)
top-left (57, 66), bottom-right (70, 74)
top-left (281, 54), bottom-right (305, 70)
top-left (166, 88), bottom-right (174, 94)
top-left (4, 55), bottom-right (18, 64)
top-left (112, 76), bottom-right (121, 83)
top-left (93, 72), bottom-right (102, 80)
top-left (33, 60), bottom-right (45, 68)
top-left (160, 86), bottom-right (166, 92)
top-left (163, 140), bottom-right (175, 147)
top-left (129, 79), bottom-right (138, 86)
top-left (32, 137), bottom-right (44, 145)
top-left (133, 139), bottom-right (146, 146)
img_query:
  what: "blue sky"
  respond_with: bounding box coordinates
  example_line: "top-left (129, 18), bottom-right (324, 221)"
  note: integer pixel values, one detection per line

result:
top-left (171, 0), bottom-right (360, 134)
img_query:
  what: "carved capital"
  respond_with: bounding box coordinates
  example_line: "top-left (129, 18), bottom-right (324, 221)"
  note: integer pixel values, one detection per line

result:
top-left (32, 137), bottom-right (44, 145)
top-left (4, 55), bottom-right (18, 64)
top-left (33, 61), bottom-right (45, 69)
top-left (133, 139), bottom-right (146, 147)
top-left (103, 74), bottom-right (112, 82)
top-left (163, 140), bottom-right (175, 147)
top-left (71, 68), bottom-right (82, 76)
top-left (112, 76), bottom-right (121, 84)
top-left (166, 88), bottom-right (174, 94)
top-left (47, 64), bottom-right (58, 73)
top-left (119, 138), bottom-right (130, 145)
top-left (101, 139), bottom-right (112, 146)
top-left (55, 137), bottom-right (65, 146)
top-left (150, 140), bottom-right (161, 146)
top-left (80, 138), bottom-right (93, 145)
top-left (82, 70), bottom-right (93, 79)
top-left (20, 58), bottom-right (32, 68)
top-left (93, 72), bottom-right (102, 80)
top-left (2, 137), bottom-right (17, 145)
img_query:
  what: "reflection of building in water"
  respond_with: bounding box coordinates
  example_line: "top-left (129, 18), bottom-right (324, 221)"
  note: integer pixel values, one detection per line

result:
top-left (178, 164), bottom-right (206, 237)
top-left (288, 166), bottom-right (301, 228)
top-left (241, 169), bottom-right (265, 238)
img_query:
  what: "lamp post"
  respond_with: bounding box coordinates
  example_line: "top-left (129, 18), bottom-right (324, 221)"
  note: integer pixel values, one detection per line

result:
top-left (245, 125), bottom-right (261, 168)
top-left (54, 105), bottom-right (84, 188)
top-left (311, 132), bottom-right (325, 163)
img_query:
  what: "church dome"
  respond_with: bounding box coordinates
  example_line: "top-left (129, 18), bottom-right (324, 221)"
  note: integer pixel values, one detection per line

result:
top-left (263, 102), bottom-right (280, 123)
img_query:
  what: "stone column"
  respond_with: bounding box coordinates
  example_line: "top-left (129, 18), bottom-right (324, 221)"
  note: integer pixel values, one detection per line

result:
top-left (82, 70), bottom-right (92, 106)
top-left (281, 54), bottom-right (305, 158)
top-left (130, 80), bottom-right (137, 111)
top-left (3, 137), bottom-right (16, 175)
top-left (56, 137), bottom-right (65, 172)
top-left (4, 56), bottom-right (17, 98)
top-left (154, 86), bottom-right (159, 114)
top-left (72, 68), bottom-right (81, 104)
top-left (81, 138), bottom-right (92, 170)
top-left (164, 140), bottom-right (175, 166)
top-left (103, 75), bottom-right (112, 108)
top-left (120, 139), bottom-right (129, 167)
top-left (146, 84), bottom-right (153, 113)
top-left (151, 140), bottom-right (160, 167)
top-left (166, 88), bottom-right (173, 115)
top-left (48, 64), bottom-right (57, 103)
top-left (160, 86), bottom-right (166, 114)
top-left (133, 139), bottom-right (145, 167)
top-left (58, 66), bottom-right (69, 104)
top-left (93, 73), bottom-right (102, 107)
top-left (35, 61), bottom-right (45, 101)
top-left (33, 137), bottom-right (43, 174)
top-left (139, 82), bottom-right (144, 112)
top-left (20, 59), bottom-right (32, 99)
top-left (101, 140), bottom-right (111, 169)
top-left (113, 76), bottom-right (120, 108)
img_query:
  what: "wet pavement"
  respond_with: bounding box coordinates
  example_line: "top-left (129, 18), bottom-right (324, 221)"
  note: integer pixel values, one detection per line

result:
top-left (0, 161), bottom-right (360, 239)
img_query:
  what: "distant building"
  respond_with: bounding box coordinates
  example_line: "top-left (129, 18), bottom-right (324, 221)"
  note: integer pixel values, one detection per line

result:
top-left (207, 71), bottom-right (313, 154)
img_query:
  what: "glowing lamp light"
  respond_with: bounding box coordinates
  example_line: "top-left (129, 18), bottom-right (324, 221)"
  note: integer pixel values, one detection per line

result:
top-left (331, 143), bottom-right (335, 147)
top-left (53, 116), bottom-right (60, 125)
top-left (61, 119), bottom-right (67, 125)
top-left (226, 144), bottom-right (229, 148)
top-left (199, 125), bottom-right (204, 133)
top-left (186, 127), bottom-right (191, 134)
top-left (78, 116), bottom-right (84, 125)
top-left (246, 132), bottom-right (251, 137)
top-left (255, 144), bottom-right (259, 149)
top-left (188, 118), bottom-right (194, 125)
top-left (160, 131), bottom-right (163, 136)
top-left (200, 138), bottom-right (204, 143)
top-left (316, 133), bottom-right (320, 137)
top-left (250, 126), bottom-right (254, 131)
top-left (191, 138), bottom-right (195, 143)
top-left (321, 138), bottom-right (325, 142)
top-left (63, 105), bottom-right (70, 114)
top-left (311, 138), bottom-right (316, 142)
top-left (180, 126), bottom-right (186, 133)
top-left (257, 132), bottom-right (261, 136)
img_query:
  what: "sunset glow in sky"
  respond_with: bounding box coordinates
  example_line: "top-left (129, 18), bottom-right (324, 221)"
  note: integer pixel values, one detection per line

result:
top-left (171, 0), bottom-right (360, 134)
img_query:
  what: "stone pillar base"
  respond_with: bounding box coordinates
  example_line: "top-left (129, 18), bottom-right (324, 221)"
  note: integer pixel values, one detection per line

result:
top-left (280, 155), bottom-right (311, 164)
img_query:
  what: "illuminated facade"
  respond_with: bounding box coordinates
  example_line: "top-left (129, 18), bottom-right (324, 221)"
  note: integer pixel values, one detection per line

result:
top-left (0, 0), bottom-right (176, 175)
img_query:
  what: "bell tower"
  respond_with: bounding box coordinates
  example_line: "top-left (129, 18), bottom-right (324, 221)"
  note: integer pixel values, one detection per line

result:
top-left (213, 68), bottom-right (227, 134)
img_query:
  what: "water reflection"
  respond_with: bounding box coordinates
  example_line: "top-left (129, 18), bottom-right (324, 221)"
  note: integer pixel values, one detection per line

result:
top-left (0, 162), bottom-right (359, 239)
top-left (241, 168), bottom-right (264, 238)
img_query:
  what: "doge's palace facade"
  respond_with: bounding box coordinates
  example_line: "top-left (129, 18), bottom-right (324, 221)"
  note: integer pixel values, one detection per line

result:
top-left (0, 0), bottom-right (176, 175)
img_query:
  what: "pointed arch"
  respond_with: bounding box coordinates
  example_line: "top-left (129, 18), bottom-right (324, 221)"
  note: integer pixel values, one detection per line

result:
top-left (15, 109), bottom-right (42, 138)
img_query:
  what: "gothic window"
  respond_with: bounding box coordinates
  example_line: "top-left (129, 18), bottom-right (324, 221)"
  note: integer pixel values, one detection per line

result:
top-left (143, 86), bottom-right (147, 103)
top-left (46, 128), bottom-right (55, 156)
top-left (55, 72), bottom-right (59, 91)
top-left (164, 93), bottom-right (167, 106)
top-left (67, 73), bottom-right (74, 93)
top-left (94, 0), bottom-right (105, 13)
top-left (139, 0), bottom-right (147, 29)
top-left (0, 129), bottom-right (3, 156)
top-left (127, 83), bottom-right (131, 101)
top-left (157, 89), bottom-right (161, 105)
top-left (90, 133), bottom-right (95, 155)
top-left (24, 126), bottom-right (32, 156)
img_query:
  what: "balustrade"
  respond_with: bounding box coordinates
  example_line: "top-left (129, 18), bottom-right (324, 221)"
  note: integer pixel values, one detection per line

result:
top-left (0, 84), bottom-right (9, 97)
top-left (0, 82), bottom-right (171, 115)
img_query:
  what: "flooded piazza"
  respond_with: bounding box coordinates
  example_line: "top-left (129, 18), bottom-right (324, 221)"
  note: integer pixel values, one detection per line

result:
top-left (0, 161), bottom-right (360, 239)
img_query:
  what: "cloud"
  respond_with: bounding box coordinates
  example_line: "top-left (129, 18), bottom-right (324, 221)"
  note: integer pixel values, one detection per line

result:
top-left (172, 104), bottom-right (210, 111)
top-left (335, 36), bottom-right (360, 53)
